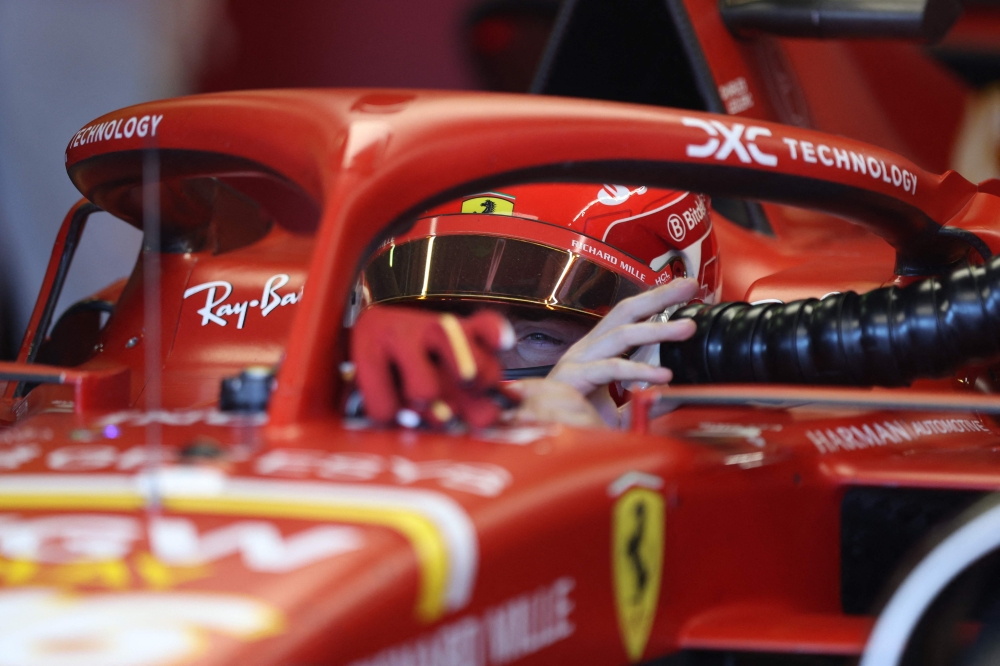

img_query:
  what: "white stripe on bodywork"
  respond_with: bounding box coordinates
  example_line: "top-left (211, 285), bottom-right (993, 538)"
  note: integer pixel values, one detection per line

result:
top-left (0, 474), bottom-right (479, 614)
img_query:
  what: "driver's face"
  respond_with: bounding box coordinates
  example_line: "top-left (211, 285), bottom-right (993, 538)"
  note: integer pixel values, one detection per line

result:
top-left (497, 313), bottom-right (592, 369)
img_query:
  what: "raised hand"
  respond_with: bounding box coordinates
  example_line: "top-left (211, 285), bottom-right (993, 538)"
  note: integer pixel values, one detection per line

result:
top-left (547, 278), bottom-right (699, 397)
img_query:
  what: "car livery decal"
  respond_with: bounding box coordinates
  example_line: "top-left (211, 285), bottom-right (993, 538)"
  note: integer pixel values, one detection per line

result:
top-left (68, 113), bottom-right (164, 150)
top-left (0, 588), bottom-right (282, 666)
top-left (349, 577), bottom-right (576, 666)
top-left (682, 116), bottom-right (919, 195)
top-left (0, 474), bottom-right (478, 622)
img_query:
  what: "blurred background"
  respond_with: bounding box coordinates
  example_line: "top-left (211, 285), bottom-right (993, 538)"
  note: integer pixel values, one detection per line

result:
top-left (1, 0), bottom-right (999, 360)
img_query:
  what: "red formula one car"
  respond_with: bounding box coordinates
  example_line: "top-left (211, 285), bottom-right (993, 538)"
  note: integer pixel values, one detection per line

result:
top-left (2, 89), bottom-right (1000, 666)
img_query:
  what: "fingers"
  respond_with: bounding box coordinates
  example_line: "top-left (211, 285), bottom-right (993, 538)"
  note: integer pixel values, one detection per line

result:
top-left (498, 279), bottom-right (698, 417)
top-left (353, 346), bottom-right (400, 422)
top-left (569, 318), bottom-right (697, 363)
top-left (350, 310), bottom-right (404, 421)
top-left (503, 378), bottom-right (564, 401)
top-left (545, 278), bottom-right (698, 393)
top-left (548, 358), bottom-right (674, 396)
top-left (382, 335), bottom-right (442, 407)
top-left (461, 311), bottom-right (513, 389)
top-left (351, 306), bottom-right (509, 427)
top-left (433, 313), bottom-right (479, 382)
top-left (503, 379), bottom-right (607, 429)
top-left (425, 311), bottom-right (513, 386)
top-left (590, 278), bottom-right (699, 335)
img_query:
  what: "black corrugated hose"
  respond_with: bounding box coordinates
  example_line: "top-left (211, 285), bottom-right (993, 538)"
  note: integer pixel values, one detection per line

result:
top-left (661, 255), bottom-right (1000, 386)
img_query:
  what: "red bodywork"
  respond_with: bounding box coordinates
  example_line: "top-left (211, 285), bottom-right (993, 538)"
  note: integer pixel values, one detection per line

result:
top-left (0, 44), bottom-right (998, 666)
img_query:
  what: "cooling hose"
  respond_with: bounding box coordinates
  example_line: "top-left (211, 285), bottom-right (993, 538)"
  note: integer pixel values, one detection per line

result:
top-left (660, 254), bottom-right (1000, 386)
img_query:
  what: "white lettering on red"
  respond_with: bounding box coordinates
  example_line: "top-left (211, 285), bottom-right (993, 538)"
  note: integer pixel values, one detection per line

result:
top-left (834, 147), bottom-right (850, 169)
top-left (150, 517), bottom-right (361, 572)
top-left (806, 417), bottom-right (990, 454)
top-left (0, 444), bottom-right (39, 470)
top-left (349, 577), bottom-right (575, 666)
top-left (781, 138), bottom-right (917, 196)
top-left (254, 449), bottom-right (513, 497)
top-left (817, 144), bottom-right (834, 166)
top-left (95, 409), bottom-right (266, 428)
top-left (570, 239), bottom-right (617, 266)
top-left (68, 114), bottom-right (164, 152)
top-left (0, 514), bottom-right (360, 571)
top-left (682, 117), bottom-right (778, 167)
top-left (184, 274), bottom-right (303, 329)
top-left (183, 280), bottom-right (231, 327)
top-left (801, 140), bottom-right (817, 163)
top-left (719, 77), bottom-right (754, 114)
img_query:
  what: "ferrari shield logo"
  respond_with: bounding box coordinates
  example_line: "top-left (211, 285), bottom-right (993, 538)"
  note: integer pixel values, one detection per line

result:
top-left (461, 194), bottom-right (514, 215)
top-left (612, 487), bottom-right (664, 662)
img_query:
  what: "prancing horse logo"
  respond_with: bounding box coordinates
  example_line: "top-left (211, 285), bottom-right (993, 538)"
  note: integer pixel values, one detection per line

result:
top-left (612, 486), bottom-right (664, 663)
top-left (460, 194), bottom-right (514, 216)
top-left (627, 501), bottom-right (648, 602)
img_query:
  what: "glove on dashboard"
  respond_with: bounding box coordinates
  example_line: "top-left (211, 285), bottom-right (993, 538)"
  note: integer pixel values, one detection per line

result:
top-left (350, 306), bottom-right (515, 427)
top-left (661, 254), bottom-right (1000, 386)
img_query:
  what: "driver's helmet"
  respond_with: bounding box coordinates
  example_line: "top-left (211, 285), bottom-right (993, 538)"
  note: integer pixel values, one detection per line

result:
top-left (361, 183), bottom-right (720, 319)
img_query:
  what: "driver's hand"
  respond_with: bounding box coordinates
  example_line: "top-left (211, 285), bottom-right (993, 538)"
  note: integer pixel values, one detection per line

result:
top-left (350, 306), bottom-right (515, 428)
top-left (502, 378), bottom-right (608, 429)
top-left (547, 278), bottom-right (699, 397)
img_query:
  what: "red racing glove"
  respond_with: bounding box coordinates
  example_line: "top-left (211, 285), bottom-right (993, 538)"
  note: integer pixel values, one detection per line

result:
top-left (349, 306), bottom-right (516, 428)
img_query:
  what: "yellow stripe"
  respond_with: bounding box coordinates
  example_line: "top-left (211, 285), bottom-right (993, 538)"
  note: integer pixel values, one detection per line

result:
top-left (0, 494), bottom-right (144, 511)
top-left (0, 492), bottom-right (449, 622)
top-left (438, 314), bottom-right (477, 381)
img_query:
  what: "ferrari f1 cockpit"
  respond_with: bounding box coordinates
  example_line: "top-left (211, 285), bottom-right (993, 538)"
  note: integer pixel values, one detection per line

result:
top-left (2, 90), bottom-right (1000, 666)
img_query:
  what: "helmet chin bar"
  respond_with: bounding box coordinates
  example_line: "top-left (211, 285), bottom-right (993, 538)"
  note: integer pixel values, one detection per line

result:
top-left (662, 254), bottom-right (1000, 386)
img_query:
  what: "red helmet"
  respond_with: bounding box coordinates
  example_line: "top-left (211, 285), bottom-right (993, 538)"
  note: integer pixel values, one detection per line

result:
top-left (362, 183), bottom-right (720, 319)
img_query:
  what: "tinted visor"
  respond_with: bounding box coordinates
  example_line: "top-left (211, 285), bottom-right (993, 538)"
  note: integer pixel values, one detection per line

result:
top-left (364, 235), bottom-right (643, 317)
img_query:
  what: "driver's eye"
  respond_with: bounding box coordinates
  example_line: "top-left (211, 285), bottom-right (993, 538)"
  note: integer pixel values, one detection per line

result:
top-left (520, 332), bottom-right (565, 347)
